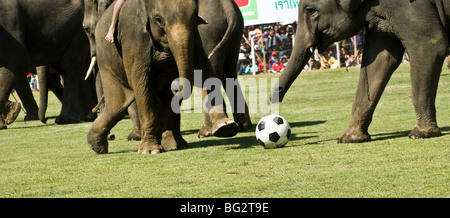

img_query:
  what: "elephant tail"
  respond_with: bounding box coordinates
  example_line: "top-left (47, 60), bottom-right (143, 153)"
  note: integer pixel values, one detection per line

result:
top-left (92, 94), bottom-right (105, 113)
top-left (207, 0), bottom-right (243, 60)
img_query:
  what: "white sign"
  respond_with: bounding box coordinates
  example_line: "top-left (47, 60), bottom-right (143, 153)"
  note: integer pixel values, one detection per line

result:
top-left (236, 0), bottom-right (300, 26)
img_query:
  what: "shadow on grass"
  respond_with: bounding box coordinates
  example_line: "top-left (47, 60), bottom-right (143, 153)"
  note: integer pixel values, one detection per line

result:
top-left (187, 120), bottom-right (326, 150)
top-left (7, 122), bottom-right (57, 130)
top-left (371, 126), bottom-right (450, 141)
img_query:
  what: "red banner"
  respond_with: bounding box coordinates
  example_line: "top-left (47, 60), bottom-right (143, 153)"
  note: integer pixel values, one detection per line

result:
top-left (235, 0), bottom-right (249, 7)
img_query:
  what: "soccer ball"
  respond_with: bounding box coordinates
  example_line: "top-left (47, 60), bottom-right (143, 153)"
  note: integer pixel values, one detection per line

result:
top-left (255, 114), bottom-right (291, 149)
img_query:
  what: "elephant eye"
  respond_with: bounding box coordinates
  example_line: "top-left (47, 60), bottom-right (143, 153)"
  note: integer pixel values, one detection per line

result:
top-left (305, 7), bottom-right (318, 17)
top-left (154, 16), bottom-right (164, 27)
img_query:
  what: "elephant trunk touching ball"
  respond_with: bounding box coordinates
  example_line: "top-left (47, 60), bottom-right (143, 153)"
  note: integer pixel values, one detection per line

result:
top-left (271, 0), bottom-right (448, 143)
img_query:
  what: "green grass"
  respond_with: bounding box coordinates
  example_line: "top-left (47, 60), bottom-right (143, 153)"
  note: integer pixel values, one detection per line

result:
top-left (1, 64), bottom-right (449, 198)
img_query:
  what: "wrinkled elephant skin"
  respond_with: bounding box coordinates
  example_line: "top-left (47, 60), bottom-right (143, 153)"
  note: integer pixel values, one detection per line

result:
top-left (197, 0), bottom-right (252, 137)
top-left (271, 0), bottom-right (448, 143)
top-left (87, 0), bottom-right (237, 154)
top-left (0, 0), bottom-right (96, 128)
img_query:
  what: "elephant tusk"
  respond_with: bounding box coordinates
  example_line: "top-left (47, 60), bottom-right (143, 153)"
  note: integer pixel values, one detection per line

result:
top-left (309, 47), bottom-right (314, 53)
top-left (85, 56), bottom-right (97, 80)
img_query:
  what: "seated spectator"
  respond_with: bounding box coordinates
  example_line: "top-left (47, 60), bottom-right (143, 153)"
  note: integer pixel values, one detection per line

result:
top-left (278, 39), bottom-right (291, 58)
top-left (258, 59), bottom-right (269, 72)
top-left (271, 57), bottom-right (285, 73)
top-left (308, 57), bottom-right (321, 70)
top-left (267, 51), bottom-right (278, 69)
top-left (244, 62), bottom-right (258, 75)
top-left (319, 55), bottom-right (330, 69)
top-left (281, 57), bottom-right (288, 67)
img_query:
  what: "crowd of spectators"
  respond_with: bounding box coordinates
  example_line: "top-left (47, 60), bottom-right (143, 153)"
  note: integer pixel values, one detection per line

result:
top-left (237, 22), bottom-right (366, 75)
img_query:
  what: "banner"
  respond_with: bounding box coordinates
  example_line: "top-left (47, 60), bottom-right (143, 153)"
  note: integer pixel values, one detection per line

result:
top-left (235, 0), bottom-right (300, 26)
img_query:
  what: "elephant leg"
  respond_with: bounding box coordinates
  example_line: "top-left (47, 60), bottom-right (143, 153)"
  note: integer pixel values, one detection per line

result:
top-left (15, 75), bottom-right (39, 121)
top-left (339, 33), bottom-right (404, 143)
top-left (77, 73), bottom-right (97, 122)
top-left (47, 71), bottom-right (64, 103)
top-left (194, 36), bottom-right (238, 138)
top-left (197, 101), bottom-right (214, 138)
top-left (87, 82), bottom-right (133, 154)
top-left (124, 68), bottom-right (163, 154)
top-left (196, 86), bottom-right (239, 138)
top-left (0, 68), bottom-right (22, 129)
top-left (194, 74), bottom-right (238, 138)
top-left (197, 55), bottom-right (221, 138)
top-left (56, 29), bottom-right (90, 124)
top-left (36, 66), bottom-right (49, 123)
top-left (134, 86), bottom-right (163, 154)
top-left (404, 43), bottom-right (446, 139)
top-left (222, 55), bottom-right (252, 132)
top-left (159, 89), bottom-right (188, 151)
top-left (0, 19), bottom-right (28, 128)
top-left (56, 64), bottom-right (81, 124)
top-left (126, 101), bottom-right (141, 141)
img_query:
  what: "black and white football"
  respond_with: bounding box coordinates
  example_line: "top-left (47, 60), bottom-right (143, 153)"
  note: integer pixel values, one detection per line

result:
top-left (255, 115), bottom-right (291, 149)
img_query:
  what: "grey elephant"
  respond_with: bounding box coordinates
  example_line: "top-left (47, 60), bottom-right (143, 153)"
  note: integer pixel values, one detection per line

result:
top-left (14, 65), bottom-right (98, 124)
top-left (0, 0), bottom-right (96, 129)
top-left (87, 0), bottom-right (238, 154)
top-left (83, 0), bottom-right (250, 140)
top-left (13, 66), bottom-right (64, 123)
top-left (271, 0), bottom-right (448, 143)
top-left (84, 0), bottom-right (143, 141)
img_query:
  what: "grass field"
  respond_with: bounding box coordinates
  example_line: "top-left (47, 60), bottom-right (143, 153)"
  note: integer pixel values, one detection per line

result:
top-left (1, 64), bottom-right (448, 198)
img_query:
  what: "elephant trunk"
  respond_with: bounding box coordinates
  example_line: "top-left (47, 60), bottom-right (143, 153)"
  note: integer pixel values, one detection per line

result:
top-left (168, 26), bottom-right (195, 99)
top-left (270, 30), bottom-right (313, 103)
top-left (37, 66), bottom-right (48, 123)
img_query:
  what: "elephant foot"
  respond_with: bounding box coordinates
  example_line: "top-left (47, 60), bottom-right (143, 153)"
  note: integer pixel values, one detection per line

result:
top-left (238, 121), bottom-right (253, 132)
top-left (408, 125), bottom-right (442, 139)
top-left (212, 118), bottom-right (239, 138)
top-left (126, 126), bottom-right (141, 141)
top-left (55, 115), bottom-right (80, 124)
top-left (87, 128), bottom-right (109, 154)
top-left (338, 127), bottom-right (371, 143)
top-left (138, 141), bottom-right (163, 154)
top-left (0, 119), bottom-right (6, 130)
top-left (233, 114), bottom-right (253, 132)
top-left (24, 113), bottom-right (39, 122)
top-left (3, 101), bottom-right (21, 125)
top-left (161, 130), bottom-right (188, 151)
top-left (197, 124), bottom-right (212, 138)
top-left (82, 112), bottom-right (97, 122)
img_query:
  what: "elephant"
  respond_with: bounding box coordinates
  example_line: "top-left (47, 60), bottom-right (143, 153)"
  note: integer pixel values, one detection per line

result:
top-left (0, 0), bottom-right (97, 129)
top-left (87, 0), bottom-right (239, 154)
top-left (196, 0), bottom-right (253, 137)
top-left (83, 0), bottom-right (250, 140)
top-left (83, 0), bottom-right (142, 141)
top-left (271, 0), bottom-right (448, 143)
top-left (13, 66), bottom-right (64, 123)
